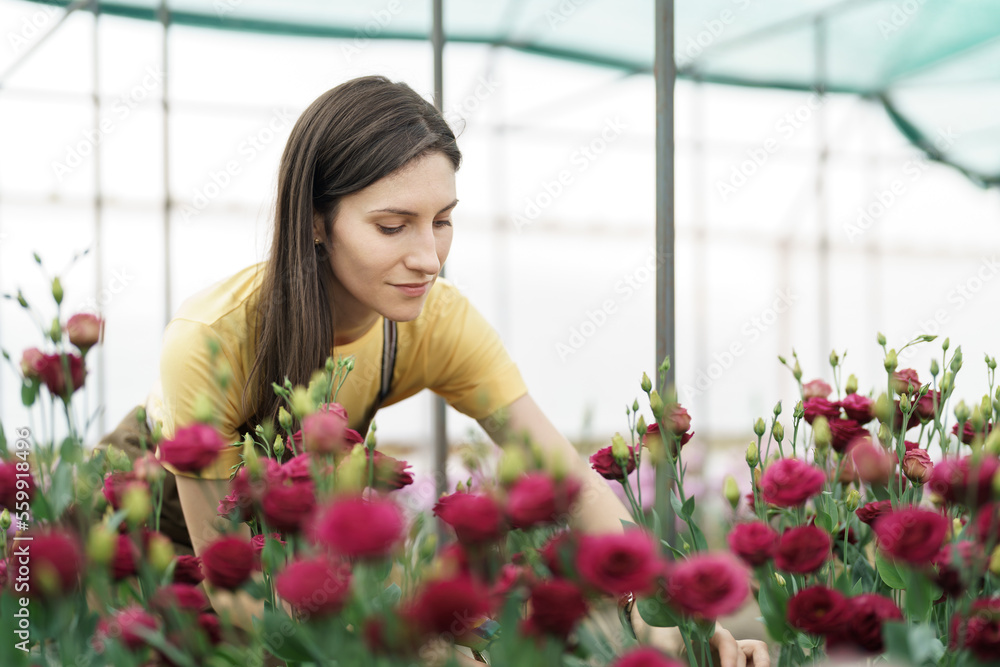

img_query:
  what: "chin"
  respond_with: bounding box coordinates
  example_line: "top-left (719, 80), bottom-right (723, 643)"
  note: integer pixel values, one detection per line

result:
top-left (385, 300), bottom-right (427, 323)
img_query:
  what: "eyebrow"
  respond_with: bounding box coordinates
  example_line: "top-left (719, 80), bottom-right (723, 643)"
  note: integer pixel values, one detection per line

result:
top-left (368, 199), bottom-right (459, 216)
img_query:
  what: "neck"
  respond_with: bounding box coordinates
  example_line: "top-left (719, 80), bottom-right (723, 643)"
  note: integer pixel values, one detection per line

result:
top-left (327, 279), bottom-right (380, 347)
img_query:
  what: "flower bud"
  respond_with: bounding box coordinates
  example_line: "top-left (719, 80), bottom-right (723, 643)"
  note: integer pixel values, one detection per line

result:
top-left (636, 414), bottom-right (647, 438)
top-left (150, 421), bottom-right (163, 446)
top-left (641, 372), bottom-right (652, 394)
top-left (498, 447), bottom-right (526, 485)
top-left (0, 509), bottom-right (9, 530)
top-left (455, 480), bottom-right (466, 494)
top-left (344, 356), bottom-right (356, 372)
top-left (993, 469), bottom-right (1000, 498)
top-left (942, 337), bottom-right (950, 352)
top-left (243, 434), bottom-right (262, 478)
top-left (929, 359), bottom-right (940, 377)
top-left (844, 488), bottom-right (861, 513)
top-left (899, 393), bottom-right (911, 413)
top-left (723, 475), bottom-right (740, 510)
top-left (941, 372), bottom-right (954, 395)
top-left (51, 277), bottom-right (63, 305)
top-left (829, 350), bottom-right (839, 368)
top-left (873, 393), bottom-right (892, 424)
top-left (990, 546), bottom-right (1000, 577)
top-left (955, 400), bottom-right (971, 424)
top-left (812, 416), bottom-right (832, 451)
top-left (49, 317), bottom-right (62, 343)
top-left (774, 573), bottom-right (786, 588)
top-left (611, 433), bottom-right (629, 463)
top-left (87, 524), bottom-right (117, 565)
top-left (985, 428), bottom-right (1000, 457)
top-left (273, 435), bottom-right (285, 459)
top-left (326, 357), bottom-right (336, 373)
top-left (192, 393), bottom-right (215, 424)
top-left (107, 447), bottom-right (130, 472)
top-left (336, 444), bottom-right (367, 492)
top-left (419, 533), bottom-right (438, 562)
top-left (845, 374), bottom-right (858, 395)
top-left (745, 442), bottom-right (759, 468)
top-left (793, 401), bottom-right (804, 420)
top-left (147, 533), bottom-right (175, 575)
top-left (278, 407), bottom-right (293, 432)
top-left (792, 360), bottom-right (802, 381)
top-left (771, 421), bottom-right (784, 444)
top-left (133, 453), bottom-right (164, 484)
top-left (649, 390), bottom-right (664, 420)
top-left (884, 349), bottom-right (898, 373)
top-left (122, 485), bottom-right (152, 526)
top-left (877, 332), bottom-right (887, 346)
top-left (950, 347), bottom-right (963, 373)
top-left (16, 290), bottom-right (27, 308)
top-left (877, 423), bottom-right (892, 447)
top-left (290, 386), bottom-right (315, 418)
top-left (753, 418), bottom-right (766, 438)
top-left (989, 356), bottom-right (998, 371)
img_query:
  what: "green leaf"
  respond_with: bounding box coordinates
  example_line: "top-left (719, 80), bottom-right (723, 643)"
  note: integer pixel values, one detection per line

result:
top-left (636, 595), bottom-right (683, 628)
top-left (670, 491), bottom-right (688, 520)
top-left (757, 580), bottom-right (792, 644)
top-left (682, 495), bottom-right (696, 519)
top-left (20, 379), bottom-right (39, 408)
top-left (256, 611), bottom-right (324, 662)
top-left (688, 520), bottom-right (709, 552)
top-left (0, 420), bottom-right (7, 458)
top-left (884, 620), bottom-right (945, 667)
top-left (902, 568), bottom-right (941, 623)
top-left (380, 582), bottom-right (402, 608)
top-left (48, 462), bottom-right (75, 518)
top-left (59, 436), bottom-right (82, 464)
top-left (875, 550), bottom-right (906, 589)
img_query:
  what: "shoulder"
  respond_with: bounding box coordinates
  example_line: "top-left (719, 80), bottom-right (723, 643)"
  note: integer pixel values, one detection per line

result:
top-left (172, 261), bottom-right (267, 327)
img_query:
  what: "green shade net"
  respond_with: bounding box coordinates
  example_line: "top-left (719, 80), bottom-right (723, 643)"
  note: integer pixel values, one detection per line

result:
top-left (26, 0), bottom-right (1000, 186)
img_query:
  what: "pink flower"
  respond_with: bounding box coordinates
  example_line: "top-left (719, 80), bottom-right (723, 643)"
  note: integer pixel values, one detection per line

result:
top-left (157, 423), bottom-right (227, 473)
top-left (760, 458), bottom-right (825, 507)
top-left (850, 440), bottom-right (893, 486)
top-left (838, 394), bottom-right (874, 425)
top-left (611, 647), bottom-right (685, 667)
top-left (928, 455), bottom-right (1000, 508)
top-left (65, 313), bottom-right (104, 353)
top-left (505, 472), bottom-right (581, 529)
top-left (803, 379), bottom-right (833, 400)
top-left (902, 448), bottom-right (934, 484)
top-left (19, 348), bottom-right (45, 379)
top-left (775, 526), bottom-right (830, 574)
top-left (301, 409), bottom-right (350, 455)
top-left (891, 368), bottom-right (921, 394)
top-left (663, 553), bottom-right (750, 619)
top-left (433, 492), bottom-right (505, 545)
top-left (37, 352), bottom-right (86, 398)
top-left (310, 496), bottom-right (404, 559)
top-left (276, 556), bottom-right (352, 617)
top-left (727, 521), bottom-right (779, 567)
top-left (803, 397), bottom-right (840, 424)
top-left (873, 507), bottom-right (949, 565)
top-left (575, 531), bottom-right (662, 596)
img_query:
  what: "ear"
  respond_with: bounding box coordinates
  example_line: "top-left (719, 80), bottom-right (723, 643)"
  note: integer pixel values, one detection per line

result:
top-left (312, 209), bottom-right (326, 244)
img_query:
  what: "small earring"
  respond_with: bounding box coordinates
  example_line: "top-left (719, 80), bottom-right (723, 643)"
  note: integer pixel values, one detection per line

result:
top-left (314, 238), bottom-right (322, 245)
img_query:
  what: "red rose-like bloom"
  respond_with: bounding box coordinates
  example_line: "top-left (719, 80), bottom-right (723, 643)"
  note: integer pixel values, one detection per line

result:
top-left (102, 471), bottom-right (146, 511)
top-left (95, 606), bottom-right (158, 652)
top-left (402, 575), bottom-right (492, 642)
top-left (902, 448), bottom-right (934, 484)
top-left (589, 444), bottom-right (637, 480)
top-left (261, 481), bottom-right (316, 533)
top-left (928, 455), bottom-right (1000, 508)
top-left (950, 597), bottom-right (1000, 661)
top-left (828, 418), bottom-right (869, 454)
top-left (828, 594), bottom-right (903, 654)
top-left (611, 647), bottom-right (685, 667)
top-left (850, 440), bottom-right (893, 486)
top-left (38, 352), bottom-right (86, 398)
top-left (368, 449), bottom-right (414, 491)
top-left (111, 534), bottom-right (140, 580)
top-left (873, 507), bottom-right (949, 564)
top-left (0, 460), bottom-right (34, 511)
top-left (20, 347), bottom-right (45, 379)
top-left (541, 530), bottom-right (578, 577)
top-left (891, 368), bottom-right (921, 394)
top-left (932, 541), bottom-right (983, 598)
top-left (760, 458), bottom-right (825, 507)
top-left (803, 379), bottom-right (833, 400)
top-left (576, 531), bottom-right (661, 596)
top-left (276, 556), bottom-right (352, 617)
top-left (152, 583), bottom-right (209, 612)
top-left (803, 397), bottom-right (840, 424)
top-left (838, 394), bottom-right (874, 425)
top-left (915, 390), bottom-right (942, 423)
top-left (172, 555), bottom-right (204, 585)
top-left (158, 423), bottom-right (227, 473)
top-left (953, 421), bottom-right (994, 445)
top-left (66, 312), bottom-right (104, 352)
top-left (856, 499), bottom-right (892, 526)
top-left (202, 536), bottom-right (254, 590)
top-left (727, 521), bottom-right (779, 567)
top-left (523, 579), bottom-right (589, 640)
top-left (433, 492), bottom-right (505, 545)
top-left (301, 410), bottom-right (350, 455)
top-left (775, 526), bottom-right (831, 574)
top-left (787, 586), bottom-right (848, 636)
top-left (311, 496), bottom-right (404, 559)
top-left (664, 553), bottom-right (749, 619)
top-left (27, 530), bottom-right (83, 597)
top-left (506, 472), bottom-right (582, 529)
top-left (974, 503), bottom-right (1000, 545)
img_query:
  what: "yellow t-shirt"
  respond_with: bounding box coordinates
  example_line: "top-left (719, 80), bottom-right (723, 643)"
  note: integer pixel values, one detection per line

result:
top-left (146, 261), bottom-right (528, 479)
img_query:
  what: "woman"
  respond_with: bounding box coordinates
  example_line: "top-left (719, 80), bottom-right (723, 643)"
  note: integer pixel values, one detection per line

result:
top-left (137, 75), bottom-right (768, 666)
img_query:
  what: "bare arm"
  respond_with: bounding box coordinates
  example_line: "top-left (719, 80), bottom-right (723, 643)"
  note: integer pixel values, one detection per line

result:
top-left (174, 474), bottom-right (275, 631)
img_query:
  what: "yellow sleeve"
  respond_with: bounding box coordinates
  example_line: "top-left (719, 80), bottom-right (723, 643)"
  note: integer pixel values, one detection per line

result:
top-left (425, 286), bottom-right (528, 420)
top-left (153, 318), bottom-right (245, 480)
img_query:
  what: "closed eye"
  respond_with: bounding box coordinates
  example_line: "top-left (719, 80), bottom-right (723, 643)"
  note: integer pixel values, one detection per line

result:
top-left (377, 220), bottom-right (452, 235)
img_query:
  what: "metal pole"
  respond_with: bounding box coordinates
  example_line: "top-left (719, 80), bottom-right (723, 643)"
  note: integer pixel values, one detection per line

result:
top-left (653, 0), bottom-right (677, 550)
top-left (815, 17), bottom-right (830, 368)
top-left (92, 1), bottom-right (106, 437)
top-left (159, 1), bottom-right (172, 332)
top-left (431, 0), bottom-right (449, 532)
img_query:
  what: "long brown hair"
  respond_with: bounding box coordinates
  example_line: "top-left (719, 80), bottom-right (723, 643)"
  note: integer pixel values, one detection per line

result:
top-left (241, 75), bottom-right (462, 433)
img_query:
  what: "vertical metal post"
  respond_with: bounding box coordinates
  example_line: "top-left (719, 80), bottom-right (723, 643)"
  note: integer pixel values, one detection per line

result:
top-left (430, 0), bottom-right (449, 536)
top-left (92, 0), bottom-right (106, 437)
top-left (654, 0), bottom-right (677, 550)
top-left (159, 0), bottom-right (172, 330)
top-left (815, 17), bottom-right (830, 367)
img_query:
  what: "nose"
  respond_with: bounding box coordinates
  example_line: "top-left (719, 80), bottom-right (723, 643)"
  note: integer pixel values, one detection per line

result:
top-left (404, 224), bottom-right (442, 277)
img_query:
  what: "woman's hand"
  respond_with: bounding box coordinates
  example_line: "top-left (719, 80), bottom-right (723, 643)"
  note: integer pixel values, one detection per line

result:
top-left (709, 626), bottom-right (771, 667)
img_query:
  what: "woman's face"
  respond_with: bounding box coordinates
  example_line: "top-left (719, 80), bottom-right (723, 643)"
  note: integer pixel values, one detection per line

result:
top-left (319, 151), bottom-right (457, 325)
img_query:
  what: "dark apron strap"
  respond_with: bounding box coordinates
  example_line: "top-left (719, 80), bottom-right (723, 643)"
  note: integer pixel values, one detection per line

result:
top-left (358, 317), bottom-right (397, 438)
